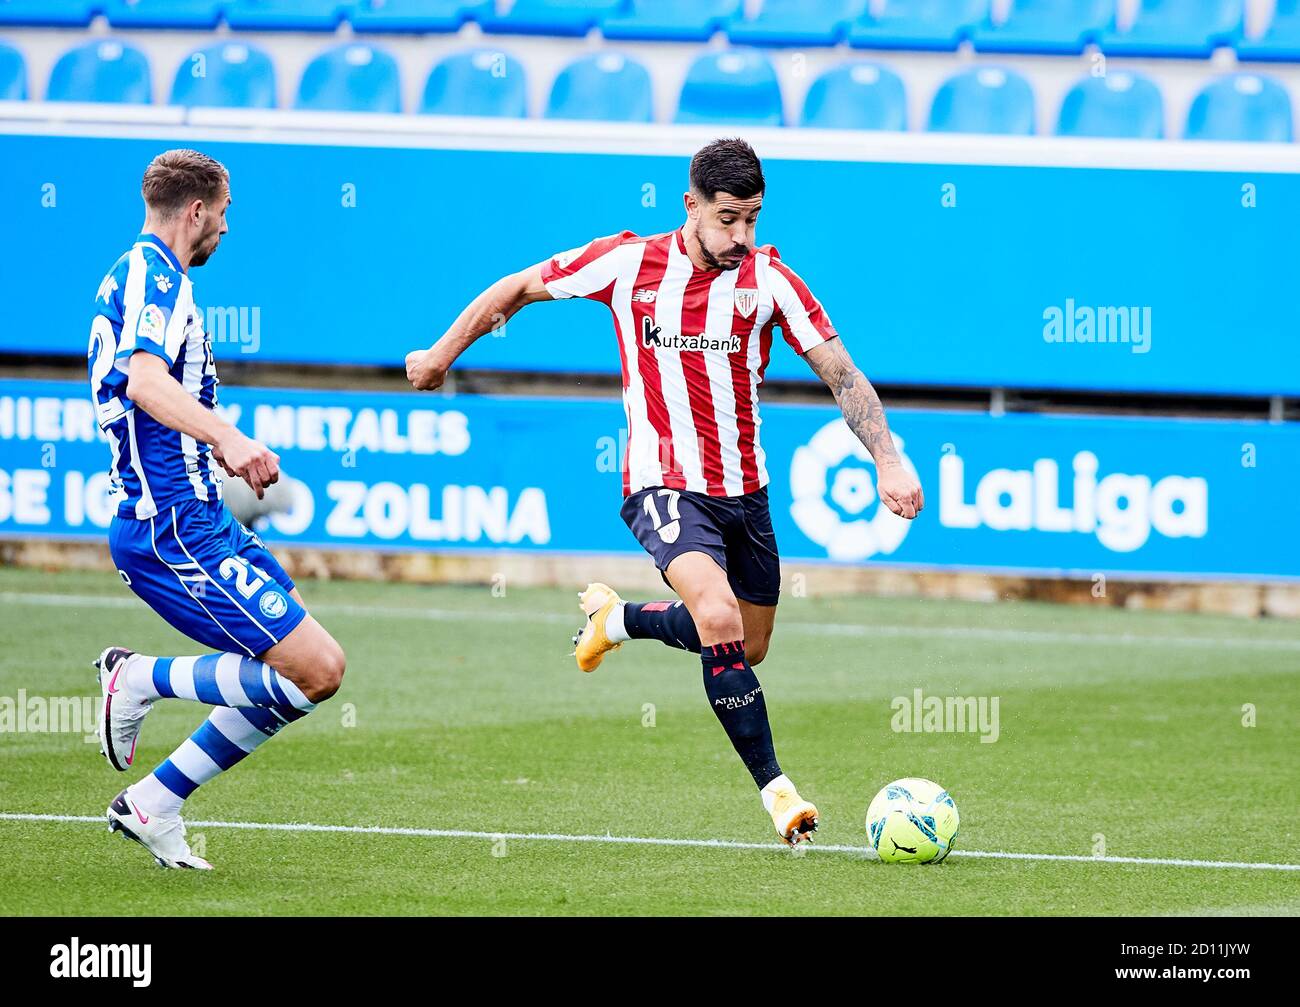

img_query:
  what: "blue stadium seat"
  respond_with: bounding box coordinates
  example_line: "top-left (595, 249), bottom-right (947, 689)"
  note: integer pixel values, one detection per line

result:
top-left (675, 48), bottom-right (782, 126)
top-left (971, 0), bottom-right (1114, 55)
top-left (1184, 73), bottom-right (1293, 142)
top-left (601, 0), bottom-right (739, 42)
top-left (0, 39), bottom-right (25, 99)
top-left (848, 0), bottom-right (988, 51)
top-left (170, 43), bottom-right (276, 109)
top-left (0, 1), bottom-right (94, 27)
top-left (103, 1), bottom-right (223, 29)
top-left (420, 48), bottom-right (528, 117)
top-left (347, 0), bottom-right (490, 33)
top-left (1056, 72), bottom-right (1163, 139)
top-left (928, 66), bottom-right (1034, 134)
top-left (226, 1), bottom-right (345, 31)
top-left (47, 39), bottom-right (151, 104)
top-left (478, 0), bottom-right (625, 38)
top-left (546, 52), bottom-right (652, 122)
top-left (801, 61), bottom-right (906, 130)
top-left (296, 43), bottom-right (401, 113)
top-left (1097, 0), bottom-right (1242, 59)
top-left (727, 0), bottom-right (865, 48)
top-left (1236, 0), bottom-right (1300, 62)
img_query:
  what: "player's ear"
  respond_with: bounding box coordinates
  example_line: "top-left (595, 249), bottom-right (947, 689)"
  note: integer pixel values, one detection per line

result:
top-left (683, 190), bottom-right (700, 219)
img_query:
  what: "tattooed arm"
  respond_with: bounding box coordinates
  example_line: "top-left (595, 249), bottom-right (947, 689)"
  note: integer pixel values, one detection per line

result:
top-left (803, 337), bottom-right (924, 520)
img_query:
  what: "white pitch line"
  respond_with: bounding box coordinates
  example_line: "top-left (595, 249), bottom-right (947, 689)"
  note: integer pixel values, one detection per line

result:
top-left (1, 812), bottom-right (1297, 872)
top-left (4, 591), bottom-right (1299, 653)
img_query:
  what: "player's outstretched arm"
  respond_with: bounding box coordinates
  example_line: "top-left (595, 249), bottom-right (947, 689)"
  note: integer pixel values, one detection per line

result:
top-left (804, 337), bottom-right (924, 520)
top-left (406, 261), bottom-right (553, 392)
top-left (126, 351), bottom-right (281, 499)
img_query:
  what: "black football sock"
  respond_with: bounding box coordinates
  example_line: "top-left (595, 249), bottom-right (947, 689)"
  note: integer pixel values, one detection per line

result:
top-left (701, 640), bottom-right (782, 790)
top-left (623, 600), bottom-right (701, 652)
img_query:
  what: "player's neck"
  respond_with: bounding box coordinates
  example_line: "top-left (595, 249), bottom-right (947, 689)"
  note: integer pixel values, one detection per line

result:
top-left (140, 219), bottom-right (193, 271)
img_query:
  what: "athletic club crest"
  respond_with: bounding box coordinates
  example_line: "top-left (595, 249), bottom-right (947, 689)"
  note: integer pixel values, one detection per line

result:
top-left (734, 287), bottom-right (758, 318)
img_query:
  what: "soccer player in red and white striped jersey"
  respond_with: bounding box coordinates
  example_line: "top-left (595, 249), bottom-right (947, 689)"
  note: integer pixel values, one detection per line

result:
top-left (406, 138), bottom-right (923, 845)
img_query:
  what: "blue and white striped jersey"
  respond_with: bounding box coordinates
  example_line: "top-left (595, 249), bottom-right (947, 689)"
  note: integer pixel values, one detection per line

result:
top-left (88, 233), bottom-right (222, 519)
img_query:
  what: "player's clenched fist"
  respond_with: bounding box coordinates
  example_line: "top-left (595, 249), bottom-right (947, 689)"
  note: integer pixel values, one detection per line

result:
top-left (214, 431), bottom-right (280, 499)
top-left (405, 349), bottom-right (447, 391)
top-left (876, 463), bottom-right (924, 520)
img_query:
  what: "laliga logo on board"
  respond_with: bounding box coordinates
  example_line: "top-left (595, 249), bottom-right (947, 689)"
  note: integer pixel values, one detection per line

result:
top-left (789, 424), bottom-right (1210, 561)
top-left (939, 448), bottom-right (1207, 552)
top-left (789, 420), bottom-right (917, 561)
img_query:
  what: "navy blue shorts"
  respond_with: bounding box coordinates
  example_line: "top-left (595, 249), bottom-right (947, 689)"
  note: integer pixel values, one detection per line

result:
top-left (620, 486), bottom-right (780, 607)
top-left (109, 498), bottom-right (307, 657)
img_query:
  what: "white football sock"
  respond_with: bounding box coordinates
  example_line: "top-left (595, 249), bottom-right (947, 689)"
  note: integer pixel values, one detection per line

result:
top-left (129, 706), bottom-right (289, 818)
top-left (605, 602), bottom-right (630, 643)
top-left (760, 774), bottom-right (795, 813)
top-left (124, 652), bottom-right (313, 712)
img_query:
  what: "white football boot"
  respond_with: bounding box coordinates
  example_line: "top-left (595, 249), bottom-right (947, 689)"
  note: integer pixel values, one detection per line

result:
top-left (107, 789), bottom-right (213, 870)
top-left (95, 646), bottom-right (152, 771)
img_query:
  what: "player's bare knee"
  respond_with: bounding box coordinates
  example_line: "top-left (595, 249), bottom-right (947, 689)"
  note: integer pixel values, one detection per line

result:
top-left (748, 638), bottom-right (770, 665)
top-left (313, 640), bottom-right (347, 702)
top-left (693, 597), bottom-right (744, 644)
top-left (295, 639), bottom-right (346, 703)
top-left (302, 670), bottom-right (339, 704)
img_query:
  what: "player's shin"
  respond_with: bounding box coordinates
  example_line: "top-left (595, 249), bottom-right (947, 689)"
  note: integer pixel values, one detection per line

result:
top-left (619, 600), bottom-right (702, 651)
top-left (127, 704), bottom-right (308, 818)
top-left (122, 652), bottom-right (315, 713)
top-left (700, 641), bottom-right (782, 788)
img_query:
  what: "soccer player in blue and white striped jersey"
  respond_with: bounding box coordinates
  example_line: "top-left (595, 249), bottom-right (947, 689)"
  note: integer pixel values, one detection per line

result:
top-left (88, 149), bottom-right (347, 869)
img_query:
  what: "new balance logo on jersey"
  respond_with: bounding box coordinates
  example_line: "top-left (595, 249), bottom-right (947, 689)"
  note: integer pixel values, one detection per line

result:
top-left (639, 315), bottom-right (741, 354)
top-left (632, 288), bottom-right (657, 303)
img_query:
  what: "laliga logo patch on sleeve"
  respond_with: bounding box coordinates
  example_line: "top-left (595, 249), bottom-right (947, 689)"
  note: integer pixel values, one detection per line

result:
top-left (552, 240), bottom-right (591, 270)
top-left (138, 303), bottom-right (166, 343)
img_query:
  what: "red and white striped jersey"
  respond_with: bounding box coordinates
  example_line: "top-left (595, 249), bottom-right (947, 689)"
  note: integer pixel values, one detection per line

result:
top-left (541, 227), bottom-right (838, 498)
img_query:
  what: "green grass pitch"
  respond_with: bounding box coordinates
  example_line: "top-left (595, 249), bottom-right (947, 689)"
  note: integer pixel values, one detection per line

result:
top-left (0, 565), bottom-right (1297, 916)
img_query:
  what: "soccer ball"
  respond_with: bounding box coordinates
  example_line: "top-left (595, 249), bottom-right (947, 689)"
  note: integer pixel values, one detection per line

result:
top-left (866, 778), bottom-right (959, 864)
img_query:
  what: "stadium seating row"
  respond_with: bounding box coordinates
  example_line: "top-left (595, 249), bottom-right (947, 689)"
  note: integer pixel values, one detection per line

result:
top-left (2, 1), bottom-right (1300, 62)
top-left (0, 37), bottom-right (1292, 141)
